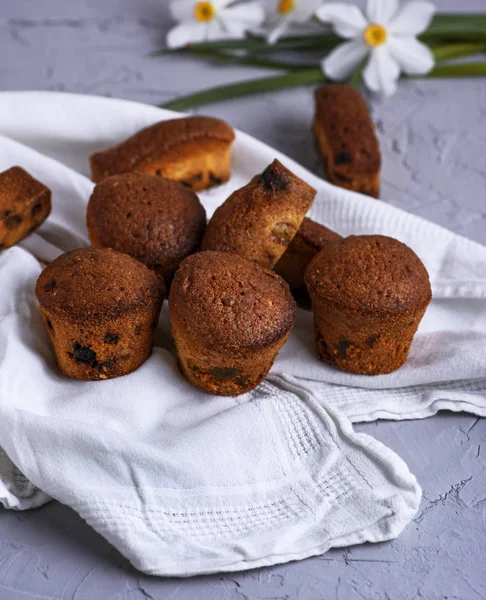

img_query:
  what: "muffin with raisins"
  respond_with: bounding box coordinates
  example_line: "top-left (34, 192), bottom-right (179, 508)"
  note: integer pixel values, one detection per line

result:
top-left (35, 247), bottom-right (165, 380)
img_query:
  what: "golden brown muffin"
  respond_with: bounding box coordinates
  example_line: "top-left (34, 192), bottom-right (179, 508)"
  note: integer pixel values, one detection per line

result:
top-left (169, 251), bottom-right (296, 396)
top-left (87, 173), bottom-right (206, 286)
top-left (275, 217), bottom-right (342, 303)
top-left (35, 247), bottom-right (165, 380)
top-left (305, 235), bottom-right (431, 375)
top-left (90, 116), bottom-right (235, 192)
top-left (313, 85), bottom-right (381, 198)
top-left (0, 166), bottom-right (51, 250)
top-left (201, 160), bottom-right (316, 269)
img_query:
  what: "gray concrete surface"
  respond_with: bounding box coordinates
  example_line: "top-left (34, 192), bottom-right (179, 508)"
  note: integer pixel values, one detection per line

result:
top-left (0, 0), bottom-right (485, 598)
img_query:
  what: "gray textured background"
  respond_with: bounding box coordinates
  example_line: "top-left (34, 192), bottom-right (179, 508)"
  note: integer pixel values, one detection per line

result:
top-left (0, 0), bottom-right (485, 599)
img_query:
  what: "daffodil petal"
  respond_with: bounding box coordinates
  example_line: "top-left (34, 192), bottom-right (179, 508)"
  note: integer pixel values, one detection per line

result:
top-left (388, 36), bottom-right (435, 74)
top-left (316, 3), bottom-right (368, 39)
top-left (293, 0), bottom-right (323, 21)
top-left (366, 0), bottom-right (399, 25)
top-left (169, 0), bottom-right (198, 22)
top-left (267, 16), bottom-right (291, 45)
top-left (166, 22), bottom-right (208, 48)
top-left (221, 2), bottom-right (266, 29)
top-left (388, 2), bottom-right (436, 35)
top-left (212, 0), bottom-right (233, 8)
top-left (206, 19), bottom-right (234, 40)
top-left (363, 45), bottom-right (400, 97)
top-left (322, 40), bottom-right (369, 80)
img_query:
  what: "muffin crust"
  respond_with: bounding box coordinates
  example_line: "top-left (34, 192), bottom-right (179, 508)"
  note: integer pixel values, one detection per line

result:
top-left (90, 116), bottom-right (235, 192)
top-left (169, 251), bottom-right (296, 395)
top-left (0, 166), bottom-right (51, 250)
top-left (313, 85), bottom-right (381, 198)
top-left (36, 247), bottom-right (165, 380)
top-left (275, 217), bottom-right (342, 295)
top-left (202, 160), bottom-right (316, 268)
top-left (305, 235), bottom-right (432, 375)
top-left (87, 173), bottom-right (206, 285)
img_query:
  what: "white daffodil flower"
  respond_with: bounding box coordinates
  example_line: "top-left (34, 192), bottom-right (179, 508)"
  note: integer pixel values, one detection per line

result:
top-left (316, 0), bottom-right (436, 96)
top-left (167, 0), bottom-right (265, 48)
top-left (266, 0), bottom-right (323, 44)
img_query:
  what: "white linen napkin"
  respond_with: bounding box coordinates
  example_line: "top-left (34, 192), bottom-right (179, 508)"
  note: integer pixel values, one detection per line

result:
top-left (0, 243), bottom-right (420, 575)
top-left (0, 92), bottom-right (483, 575)
top-left (0, 91), bottom-right (484, 424)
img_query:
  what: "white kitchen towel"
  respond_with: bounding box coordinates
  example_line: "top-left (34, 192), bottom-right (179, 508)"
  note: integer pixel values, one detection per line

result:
top-left (0, 92), bottom-right (483, 574)
top-left (0, 243), bottom-right (421, 575)
top-left (0, 91), bottom-right (484, 424)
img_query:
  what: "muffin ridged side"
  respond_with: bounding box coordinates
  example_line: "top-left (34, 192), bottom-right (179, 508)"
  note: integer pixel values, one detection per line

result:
top-left (305, 235), bottom-right (432, 375)
top-left (36, 247), bottom-right (165, 380)
top-left (169, 251), bottom-right (296, 395)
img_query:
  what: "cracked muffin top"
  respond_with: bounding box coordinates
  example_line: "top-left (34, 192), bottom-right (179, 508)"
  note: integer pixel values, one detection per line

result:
top-left (36, 247), bottom-right (165, 321)
top-left (305, 235), bottom-right (431, 314)
top-left (87, 172), bottom-right (206, 283)
top-left (169, 251), bottom-right (296, 351)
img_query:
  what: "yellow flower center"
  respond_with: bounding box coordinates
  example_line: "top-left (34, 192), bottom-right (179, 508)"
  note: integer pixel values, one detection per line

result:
top-left (278, 0), bottom-right (295, 15)
top-left (194, 1), bottom-right (216, 22)
top-left (363, 23), bottom-right (388, 47)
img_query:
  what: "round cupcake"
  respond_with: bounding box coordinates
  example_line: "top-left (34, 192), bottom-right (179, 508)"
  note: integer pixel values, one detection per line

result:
top-left (304, 235), bottom-right (432, 375)
top-left (201, 159), bottom-right (316, 269)
top-left (87, 172), bottom-right (206, 286)
top-left (35, 247), bottom-right (165, 380)
top-left (169, 251), bottom-right (296, 395)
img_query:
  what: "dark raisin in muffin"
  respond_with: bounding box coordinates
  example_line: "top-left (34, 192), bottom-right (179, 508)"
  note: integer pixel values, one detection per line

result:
top-left (169, 251), bottom-right (296, 395)
top-left (201, 159), bottom-right (316, 268)
top-left (35, 247), bottom-right (165, 380)
top-left (313, 85), bottom-right (381, 198)
top-left (304, 235), bottom-right (431, 375)
top-left (87, 172), bottom-right (206, 286)
top-left (90, 116), bottom-right (235, 192)
top-left (0, 166), bottom-right (51, 250)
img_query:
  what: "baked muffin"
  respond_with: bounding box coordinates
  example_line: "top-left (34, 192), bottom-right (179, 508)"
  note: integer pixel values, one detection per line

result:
top-left (169, 251), bottom-right (296, 395)
top-left (90, 116), bottom-right (235, 192)
top-left (87, 173), bottom-right (206, 286)
top-left (201, 160), bottom-right (316, 269)
top-left (304, 235), bottom-right (431, 375)
top-left (313, 85), bottom-right (381, 198)
top-left (0, 166), bottom-right (51, 250)
top-left (275, 217), bottom-right (342, 302)
top-left (35, 247), bottom-right (165, 380)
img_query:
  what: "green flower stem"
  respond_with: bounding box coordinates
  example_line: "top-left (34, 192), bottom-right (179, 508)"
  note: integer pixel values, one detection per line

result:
top-left (159, 28), bottom-right (486, 56)
top-left (163, 42), bottom-right (485, 78)
top-left (161, 69), bottom-right (324, 111)
top-left (158, 35), bottom-right (341, 55)
top-left (421, 25), bottom-right (486, 42)
top-left (187, 49), bottom-right (317, 71)
top-left (164, 42), bottom-right (485, 76)
top-left (161, 61), bottom-right (486, 111)
top-left (156, 14), bottom-right (486, 56)
top-left (348, 58), bottom-right (367, 88)
top-left (432, 42), bottom-right (486, 61)
top-left (423, 62), bottom-right (486, 77)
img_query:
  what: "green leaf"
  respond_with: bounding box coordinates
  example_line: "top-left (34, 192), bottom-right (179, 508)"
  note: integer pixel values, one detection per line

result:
top-left (432, 42), bottom-right (486, 62)
top-left (423, 62), bottom-right (486, 78)
top-left (161, 69), bottom-right (324, 112)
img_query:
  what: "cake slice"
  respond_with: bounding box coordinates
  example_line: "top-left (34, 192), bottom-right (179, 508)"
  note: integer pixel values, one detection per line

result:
top-left (0, 166), bottom-right (51, 250)
top-left (313, 84), bottom-right (381, 198)
top-left (90, 116), bottom-right (235, 192)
